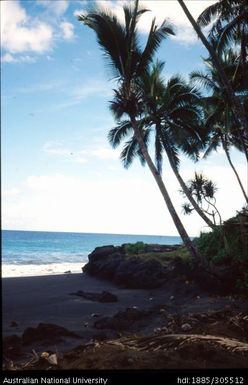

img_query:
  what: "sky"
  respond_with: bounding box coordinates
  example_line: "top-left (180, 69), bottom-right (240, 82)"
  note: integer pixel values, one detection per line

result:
top-left (1, 0), bottom-right (247, 237)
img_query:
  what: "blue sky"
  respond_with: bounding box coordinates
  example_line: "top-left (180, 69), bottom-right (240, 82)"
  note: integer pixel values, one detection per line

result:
top-left (1, 0), bottom-right (247, 236)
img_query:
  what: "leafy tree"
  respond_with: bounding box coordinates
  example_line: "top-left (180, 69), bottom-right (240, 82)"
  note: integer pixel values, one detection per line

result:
top-left (177, 0), bottom-right (248, 155)
top-left (109, 61), bottom-right (215, 228)
top-left (79, 0), bottom-right (202, 262)
top-left (181, 172), bottom-right (222, 226)
top-left (197, 0), bottom-right (248, 72)
top-left (191, 51), bottom-right (248, 203)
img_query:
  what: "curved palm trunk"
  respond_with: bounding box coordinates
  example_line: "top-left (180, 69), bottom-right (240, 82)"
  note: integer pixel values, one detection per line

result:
top-left (203, 196), bottom-right (222, 225)
top-left (159, 125), bottom-right (215, 228)
top-left (130, 116), bottom-right (204, 264)
top-left (177, 0), bottom-right (248, 161)
top-left (165, 148), bottom-right (215, 228)
top-left (221, 138), bottom-right (248, 203)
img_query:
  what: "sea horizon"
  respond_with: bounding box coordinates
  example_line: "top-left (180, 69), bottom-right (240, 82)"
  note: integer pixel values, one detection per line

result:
top-left (2, 229), bottom-right (183, 278)
top-left (2, 228), bottom-right (186, 237)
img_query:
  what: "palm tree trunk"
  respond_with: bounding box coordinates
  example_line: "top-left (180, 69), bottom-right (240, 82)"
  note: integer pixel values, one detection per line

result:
top-left (221, 138), bottom-right (248, 203)
top-left (130, 116), bottom-right (204, 264)
top-left (177, 0), bottom-right (248, 161)
top-left (165, 149), bottom-right (215, 228)
top-left (203, 196), bottom-right (222, 225)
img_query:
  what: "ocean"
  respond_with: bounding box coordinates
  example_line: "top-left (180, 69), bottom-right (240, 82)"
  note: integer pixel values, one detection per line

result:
top-left (2, 230), bottom-right (182, 277)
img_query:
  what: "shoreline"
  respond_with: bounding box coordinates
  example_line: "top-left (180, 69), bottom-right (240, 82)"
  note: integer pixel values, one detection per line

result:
top-left (1, 263), bottom-right (86, 278)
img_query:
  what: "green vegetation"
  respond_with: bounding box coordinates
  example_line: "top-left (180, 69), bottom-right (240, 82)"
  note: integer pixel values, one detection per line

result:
top-left (124, 242), bottom-right (146, 255)
top-left (196, 209), bottom-right (248, 288)
top-left (124, 243), bottom-right (191, 266)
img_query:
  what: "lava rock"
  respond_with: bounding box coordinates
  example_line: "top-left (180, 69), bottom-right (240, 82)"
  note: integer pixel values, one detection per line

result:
top-left (94, 307), bottom-right (152, 330)
top-left (70, 290), bottom-right (118, 303)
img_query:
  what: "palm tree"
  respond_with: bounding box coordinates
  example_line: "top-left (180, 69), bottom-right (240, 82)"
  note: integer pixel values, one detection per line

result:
top-left (109, 61), bottom-right (215, 228)
top-left (177, 0), bottom-right (248, 156)
top-left (79, 1), bottom-right (201, 262)
top-left (191, 52), bottom-right (248, 203)
top-left (197, 0), bottom-right (247, 71)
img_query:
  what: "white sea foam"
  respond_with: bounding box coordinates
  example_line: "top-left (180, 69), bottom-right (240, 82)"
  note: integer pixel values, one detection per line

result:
top-left (2, 262), bottom-right (85, 278)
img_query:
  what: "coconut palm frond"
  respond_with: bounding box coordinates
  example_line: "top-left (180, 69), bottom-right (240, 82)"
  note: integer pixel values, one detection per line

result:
top-left (79, 12), bottom-right (127, 79)
top-left (202, 133), bottom-right (221, 159)
top-left (190, 71), bottom-right (218, 91)
top-left (120, 136), bottom-right (139, 168)
top-left (137, 19), bottom-right (174, 76)
top-left (197, 2), bottom-right (220, 27)
top-left (217, 12), bottom-right (248, 53)
top-left (108, 120), bottom-right (133, 148)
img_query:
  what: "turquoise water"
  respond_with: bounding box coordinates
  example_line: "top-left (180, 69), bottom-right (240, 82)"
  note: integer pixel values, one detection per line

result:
top-left (2, 230), bottom-right (182, 277)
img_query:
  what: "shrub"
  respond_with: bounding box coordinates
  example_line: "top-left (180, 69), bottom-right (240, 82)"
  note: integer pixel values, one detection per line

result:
top-left (124, 242), bottom-right (146, 255)
top-left (196, 210), bottom-right (248, 288)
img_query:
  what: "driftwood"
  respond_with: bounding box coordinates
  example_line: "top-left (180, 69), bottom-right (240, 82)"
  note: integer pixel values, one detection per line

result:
top-left (118, 333), bottom-right (248, 353)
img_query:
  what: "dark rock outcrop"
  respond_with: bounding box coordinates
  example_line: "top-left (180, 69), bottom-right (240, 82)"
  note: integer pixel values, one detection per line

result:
top-left (94, 307), bottom-right (153, 330)
top-left (70, 290), bottom-right (118, 303)
top-left (83, 244), bottom-right (186, 289)
top-left (83, 244), bottom-right (242, 294)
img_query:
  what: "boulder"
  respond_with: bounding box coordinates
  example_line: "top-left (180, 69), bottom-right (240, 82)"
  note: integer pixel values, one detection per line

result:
top-left (94, 307), bottom-right (152, 330)
top-left (70, 290), bottom-right (118, 302)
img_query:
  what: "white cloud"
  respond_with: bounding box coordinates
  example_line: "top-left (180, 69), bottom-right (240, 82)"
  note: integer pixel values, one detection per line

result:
top-left (2, 188), bottom-right (20, 198)
top-left (14, 81), bottom-right (65, 95)
top-left (2, 173), bottom-right (178, 234)
top-left (74, 9), bottom-right (86, 18)
top-left (1, 53), bottom-right (36, 63)
top-left (95, 0), bottom-right (216, 45)
top-left (1, 53), bottom-right (16, 63)
top-left (1, 0), bottom-right (76, 62)
top-left (38, 79), bottom-right (113, 112)
top-left (42, 141), bottom-right (118, 162)
top-left (73, 0), bottom-right (89, 16)
top-left (89, 147), bottom-right (119, 160)
top-left (2, 154), bottom-right (247, 235)
top-left (1, 0), bottom-right (53, 54)
top-left (73, 79), bottom-right (113, 100)
top-left (43, 141), bottom-right (72, 156)
top-left (37, 0), bottom-right (69, 16)
top-left (60, 21), bottom-right (75, 40)
top-left (43, 141), bottom-right (88, 163)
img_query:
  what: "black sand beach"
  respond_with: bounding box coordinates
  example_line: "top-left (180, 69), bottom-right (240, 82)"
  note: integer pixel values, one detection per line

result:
top-left (3, 273), bottom-right (162, 338)
top-left (3, 271), bottom-right (248, 338)
top-left (3, 269), bottom-right (248, 369)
